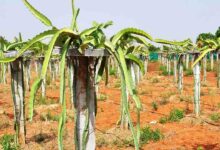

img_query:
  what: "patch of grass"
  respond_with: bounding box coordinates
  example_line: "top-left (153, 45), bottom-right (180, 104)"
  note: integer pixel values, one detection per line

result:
top-left (210, 113), bottom-right (220, 122)
top-left (97, 137), bottom-right (107, 147)
top-left (217, 103), bottom-right (220, 109)
top-left (114, 80), bottom-right (121, 88)
top-left (168, 108), bottom-right (184, 122)
top-left (98, 94), bottom-right (108, 101)
top-left (185, 69), bottom-right (193, 76)
top-left (151, 101), bottom-right (158, 111)
top-left (140, 127), bottom-right (163, 145)
top-left (159, 65), bottom-right (173, 76)
top-left (159, 117), bottom-right (168, 124)
top-left (160, 91), bottom-right (176, 104)
top-left (159, 65), bottom-right (166, 71)
top-left (197, 146), bottom-right (204, 150)
top-left (46, 75), bottom-right (51, 86)
top-left (40, 111), bottom-right (59, 122)
top-left (159, 108), bottom-right (184, 124)
top-left (150, 77), bottom-right (159, 83)
top-left (39, 97), bottom-right (46, 105)
top-left (179, 95), bottom-right (192, 102)
top-left (109, 67), bottom-right (116, 76)
top-left (36, 96), bottom-right (57, 105)
top-left (0, 134), bottom-right (18, 150)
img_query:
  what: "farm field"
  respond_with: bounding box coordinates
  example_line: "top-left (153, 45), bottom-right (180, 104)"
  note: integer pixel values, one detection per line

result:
top-left (1, 61), bottom-right (220, 150)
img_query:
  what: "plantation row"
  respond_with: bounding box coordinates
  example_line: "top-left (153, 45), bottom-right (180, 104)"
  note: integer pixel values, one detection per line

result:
top-left (0, 0), bottom-right (220, 150)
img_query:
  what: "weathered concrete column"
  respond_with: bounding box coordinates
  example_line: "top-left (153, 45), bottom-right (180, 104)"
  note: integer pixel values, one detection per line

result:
top-left (217, 52), bottom-right (220, 88)
top-left (24, 59), bottom-right (31, 91)
top-left (193, 53), bottom-right (201, 117)
top-left (38, 58), bottom-right (46, 98)
top-left (158, 53), bottom-right (161, 62)
top-left (69, 49), bottom-right (110, 150)
top-left (73, 57), bottom-right (96, 150)
top-left (178, 55), bottom-right (183, 93)
top-left (166, 57), bottom-right (169, 72)
top-left (34, 60), bottom-right (38, 74)
top-left (186, 54), bottom-right (189, 69)
top-left (0, 63), bottom-right (6, 84)
top-left (173, 54), bottom-right (177, 83)
top-left (130, 62), bottom-right (136, 86)
top-left (168, 58), bottom-right (171, 76)
top-left (10, 58), bottom-right (26, 145)
top-left (203, 56), bottom-right (207, 82)
top-left (50, 59), bottom-right (56, 81)
top-left (144, 56), bottom-right (148, 74)
top-left (95, 57), bottom-right (102, 99)
top-left (211, 52), bottom-right (214, 71)
top-left (67, 57), bottom-right (74, 108)
top-left (191, 54), bottom-right (195, 66)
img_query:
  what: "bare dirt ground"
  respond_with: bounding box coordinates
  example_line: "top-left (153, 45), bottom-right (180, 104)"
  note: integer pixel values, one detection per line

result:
top-left (0, 62), bottom-right (220, 150)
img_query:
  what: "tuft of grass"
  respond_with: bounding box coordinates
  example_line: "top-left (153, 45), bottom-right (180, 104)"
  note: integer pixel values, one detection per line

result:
top-left (0, 134), bottom-right (18, 150)
top-left (46, 75), bottom-right (51, 86)
top-left (159, 117), bottom-right (168, 124)
top-left (98, 94), bottom-right (108, 101)
top-left (197, 146), bottom-right (204, 150)
top-left (40, 111), bottom-right (59, 122)
top-left (159, 65), bottom-right (173, 76)
top-left (206, 65), bottom-right (211, 72)
top-left (150, 77), bottom-right (159, 83)
top-left (160, 91), bottom-right (176, 104)
top-left (159, 66), bottom-right (166, 71)
top-left (109, 67), bottom-right (116, 76)
top-left (210, 113), bottom-right (220, 122)
top-left (168, 108), bottom-right (184, 122)
top-left (159, 108), bottom-right (184, 124)
top-left (140, 127), bottom-right (163, 145)
top-left (185, 69), bottom-right (193, 76)
top-left (39, 97), bottom-right (46, 105)
top-left (179, 95), bottom-right (192, 102)
top-left (151, 101), bottom-right (158, 111)
top-left (217, 103), bottom-right (220, 109)
top-left (97, 137), bottom-right (107, 147)
top-left (36, 96), bottom-right (57, 105)
top-left (114, 80), bottom-right (121, 88)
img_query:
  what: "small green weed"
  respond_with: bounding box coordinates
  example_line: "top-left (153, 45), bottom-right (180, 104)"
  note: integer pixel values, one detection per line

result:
top-left (168, 108), bottom-right (184, 122)
top-left (98, 94), bottom-right (108, 101)
top-left (159, 117), bottom-right (168, 124)
top-left (40, 111), bottom-right (59, 122)
top-left (0, 134), bottom-right (18, 150)
top-left (109, 67), bottom-right (116, 76)
top-left (210, 113), bottom-right (220, 122)
top-left (150, 77), bottom-right (159, 83)
top-left (140, 127), bottom-right (163, 145)
top-left (185, 69), bottom-right (193, 76)
top-left (151, 101), bottom-right (158, 111)
top-left (197, 146), bottom-right (204, 150)
top-left (159, 108), bottom-right (184, 124)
